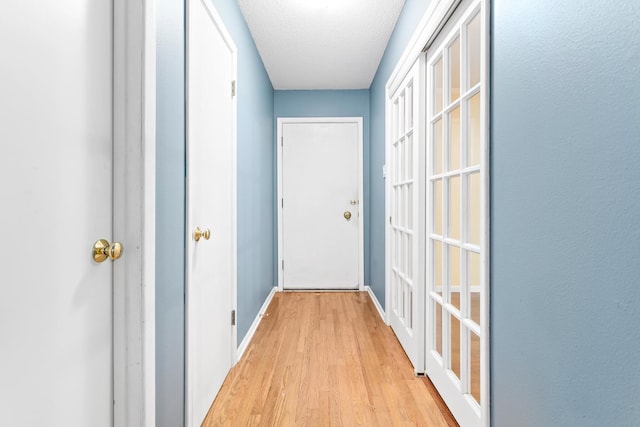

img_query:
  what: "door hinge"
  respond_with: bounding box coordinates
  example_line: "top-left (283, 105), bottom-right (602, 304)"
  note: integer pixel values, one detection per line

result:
top-left (282, 260), bottom-right (284, 270)
top-left (389, 216), bottom-right (392, 224)
top-left (281, 136), bottom-right (283, 147)
top-left (281, 198), bottom-right (283, 208)
top-left (231, 80), bottom-right (236, 97)
top-left (231, 310), bottom-right (236, 326)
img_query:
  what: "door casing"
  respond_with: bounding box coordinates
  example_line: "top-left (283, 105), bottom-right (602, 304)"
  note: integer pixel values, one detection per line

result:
top-left (113, 1), bottom-right (157, 425)
top-left (277, 117), bottom-right (365, 291)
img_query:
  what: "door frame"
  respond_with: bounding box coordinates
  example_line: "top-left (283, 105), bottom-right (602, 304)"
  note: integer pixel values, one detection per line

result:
top-left (184, 0), bottom-right (238, 424)
top-left (277, 117), bottom-right (365, 292)
top-left (112, 0), bottom-right (156, 425)
top-left (384, 0), bottom-right (490, 425)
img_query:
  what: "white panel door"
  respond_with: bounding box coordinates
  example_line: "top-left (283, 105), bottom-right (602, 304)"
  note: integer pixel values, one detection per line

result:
top-left (186, 0), bottom-right (237, 425)
top-left (280, 119), bottom-right (362, 290)
top-left (0, 1), bottom-right (114, 426)
top-left (387, 61), bottom-right (425, 372)
top-left (425, 1), bottom-right (488, 425)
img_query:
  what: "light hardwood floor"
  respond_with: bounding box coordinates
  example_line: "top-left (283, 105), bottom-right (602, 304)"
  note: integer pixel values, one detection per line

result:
top-left (203, 291), bottom-right (457, 426)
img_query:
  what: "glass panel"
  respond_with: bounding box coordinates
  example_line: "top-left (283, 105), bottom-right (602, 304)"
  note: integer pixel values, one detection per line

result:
top-left (407, 234), bottom-right (413, 278)
top-left (468, 172), bottom-right (480, 245)
top-left (393, 100), bottom-right (399, 140)
top-left (434, 179), bottom-right (443, 235)
top-left (434, 240), bottom-right (443, 296)
top-left (406, 283), bottom-right (413, 329)
top-left (407, 134), bottom-right (413, 180)
top-left (467, 13), bottom-right (481, 88)
top-left (398, 279), bottom-right (404, 318)
top-left (448, 36), bottom-right (461, 103)
top-left (450, 314), bottom-right (461, 379)
top-left (393, 143), bottom-right (399, 183)
top-left (449, 107), bottom-right (461, 171)
top-left (449, 176), bottom-right (461, 240)
top-left (406, 85), bottom-right (414, 130)
top-left (392, 272), bottom-right (398, 312)
top-left (394, 187), bottom-right (399, 225)
top-left (400, 140), bottom-right (406, 182)
top-left (401, 185), bottom-right (407, 228)
top-left (434, 301), bottom-right (442, 357)
top-left (434, 119), bottom-right (443, 174)
top-left (397, 232), bottom-right (402, 271)
top-left (399, 94), bottom-right (405, 136)
top-left (407, 183), bottom-right (413, 230)
top-left (470, 331), bottom-right (481, 404)
top-left (393, 230), bottom-right (399, 269)
top-left (434, 56), bottom-right (443, 113)
top-left (468, 92), bottom-right (481, 167)
top-left (449, 245), bottom-right (461, 310)
top-left (468, 251), bottom-right (481, 326)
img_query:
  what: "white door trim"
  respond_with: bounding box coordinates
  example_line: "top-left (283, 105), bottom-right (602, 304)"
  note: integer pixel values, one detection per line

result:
top-left (184, 0), bottom-right (238, 424)
top-left (112, 0), bottom-right (156, 425)
top-left (277, 117), bottom-right (365, 292)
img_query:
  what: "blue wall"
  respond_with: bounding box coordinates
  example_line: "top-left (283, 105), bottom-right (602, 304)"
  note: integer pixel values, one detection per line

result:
top-left (156, 0), bottom-right (274, 425)
top-left (369, 0), bottom-right (431, 306)
top-left (209, 0), bottom-right (275, 347)
top-left (491, 1), bottom-right (640, 425)
top-left (156, 0), bottom-right (185, 424)
top-left (274, 90), bottom-right (371, 284)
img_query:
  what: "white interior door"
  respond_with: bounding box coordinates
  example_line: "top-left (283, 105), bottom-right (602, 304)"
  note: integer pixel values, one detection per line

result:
top-left (186, 0), bottom-right (237, 425)
top-left (387, 61), bottom-right (425, 372)
top-left (0, 1), bottom-right (115, 425)
top-left (279, 118), bottom-right (363, 290)
top-left (425, 1), bottom-right (488, 425)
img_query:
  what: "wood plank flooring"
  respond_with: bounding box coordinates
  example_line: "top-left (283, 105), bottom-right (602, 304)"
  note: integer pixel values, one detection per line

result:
top-left (203, 292), bottom-right (458, 427)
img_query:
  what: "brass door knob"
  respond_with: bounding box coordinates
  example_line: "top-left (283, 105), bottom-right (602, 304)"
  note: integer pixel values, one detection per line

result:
top-left (93, 239), bottom-right (123, 263)
top-left (194, 226), bottom-right (211, 242)
top-left (344, 211), bottom-right (352, 220)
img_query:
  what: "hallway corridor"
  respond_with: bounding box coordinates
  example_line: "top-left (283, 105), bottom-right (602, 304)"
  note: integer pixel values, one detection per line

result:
top-left (203, 292), bottom-right (457, 426)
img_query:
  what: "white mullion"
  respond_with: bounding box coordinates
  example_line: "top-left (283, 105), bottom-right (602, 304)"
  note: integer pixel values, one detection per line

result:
top-left (430, 234), bottom-right (445, 243)
top-left (431, 98), bottom-right (462, 123)
top-left (425, 52), bottom-right (437, 354)
top-left (480, 0), bottom-right (490, 423)
top-left (461, 84), bottom-right (481, 104)
top-left (462, 242), bottom-right (481, 253)
top-left (443, 300), bottom-right (461, 319)
top-left (430, 165), bottom-right (481, 181)
top-left (459, 17), bottom-right (471, 397)
top-left (463, 318), bottom-right (481, 337)
top-left (442, 236), bottom-right (461, 246)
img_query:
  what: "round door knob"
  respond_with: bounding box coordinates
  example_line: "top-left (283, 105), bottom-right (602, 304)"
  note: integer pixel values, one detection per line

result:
top-left (344, 211), bottom-right (352, 220)
top-left (194, 226), bottom-right (211, 242)
top-left (93, 239), bottom-right (123, 263)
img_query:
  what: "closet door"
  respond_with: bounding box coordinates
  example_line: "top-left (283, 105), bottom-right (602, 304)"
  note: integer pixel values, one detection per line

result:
top-left (424, 1), bottom-right (488, 425)
top-left (387, 61), bottom-right (425, 372)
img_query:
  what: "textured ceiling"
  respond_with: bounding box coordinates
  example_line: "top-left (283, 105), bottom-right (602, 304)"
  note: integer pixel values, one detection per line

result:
top-left (238, 0), bottom-right (405, 90)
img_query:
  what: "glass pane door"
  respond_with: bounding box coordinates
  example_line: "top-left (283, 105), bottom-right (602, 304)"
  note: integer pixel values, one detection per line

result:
top-left (425, 1), bottom-right (487, 425)
top-left (388, 60), bottom-right (424, 371)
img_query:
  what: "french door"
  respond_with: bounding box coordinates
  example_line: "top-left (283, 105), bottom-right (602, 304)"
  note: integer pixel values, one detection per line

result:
top-left (424, 0), bottom-right (488, 425)
top-left (387, 62), bottom-right (425, 371)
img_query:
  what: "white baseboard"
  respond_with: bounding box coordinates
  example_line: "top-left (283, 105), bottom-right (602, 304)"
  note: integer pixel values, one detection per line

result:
top-left (365, 286), bottom-right (387, 324)
top-left (236, 286), bottom-right (278, 362)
